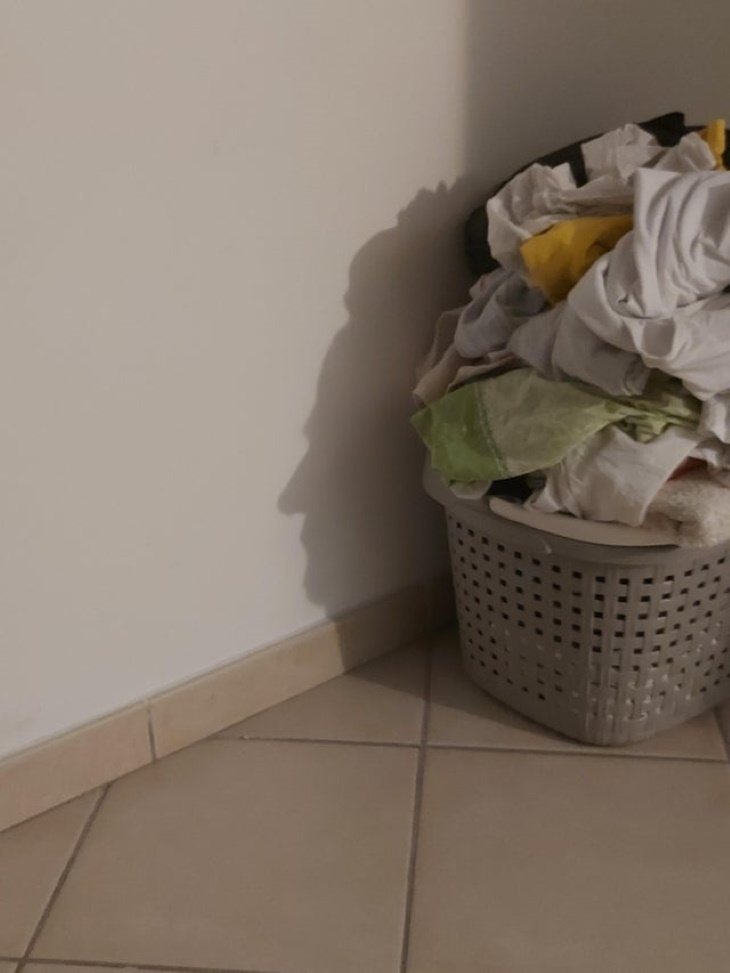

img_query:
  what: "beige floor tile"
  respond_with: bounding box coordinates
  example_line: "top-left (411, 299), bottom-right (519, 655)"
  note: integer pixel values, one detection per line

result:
top-left (220, 641), bottom-right (427, 743)
top-left (25, 968), bottom-right (183, 973)
top-left (0, 963), bottom-right (17, 973)
top-left (33, 739), bottom-right (417, 973)
top-left (429, 630), bottom-right (728, 759)
top-left (0, 792), bottom-right (98, 955)
top-left (408, 749), bottom-right (730, 973)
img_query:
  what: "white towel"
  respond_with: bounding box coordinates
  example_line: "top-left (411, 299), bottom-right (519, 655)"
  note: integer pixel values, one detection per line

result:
top-left (644, 472), bottom-right (730, 547)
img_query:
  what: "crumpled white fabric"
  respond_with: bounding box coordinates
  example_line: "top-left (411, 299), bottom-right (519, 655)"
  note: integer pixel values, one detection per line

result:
top-left (567, 169), bottom-right (730, 425)
top-left (500, 168), bottom-right (730, 426)
top-left (603, 167), bottom-right (730, 314)
top-left (581, 123), bottom-right (660, 179)
top-left (486, 163), bottom-right (637, 274)
top-left (527, 425), bottom-right (703, 526)
top-left (461, 164), bottom-right (730, 405)
top-left (486, 163), bottom-right (576, 273)
top-left (652, 132), bottom-right (717, 172)
top-left (486, 126), bottom-right (718, 275)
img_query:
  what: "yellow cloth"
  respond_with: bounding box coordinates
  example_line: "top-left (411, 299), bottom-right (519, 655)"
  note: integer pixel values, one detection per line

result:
top-left (700, 119), bottom-right (726, 170)
top-left (521, 215), bottom-right (633, 304)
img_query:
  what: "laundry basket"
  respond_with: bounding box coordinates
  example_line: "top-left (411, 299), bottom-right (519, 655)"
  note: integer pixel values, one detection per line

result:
top-left (425, 467), bottom-right (730, 745)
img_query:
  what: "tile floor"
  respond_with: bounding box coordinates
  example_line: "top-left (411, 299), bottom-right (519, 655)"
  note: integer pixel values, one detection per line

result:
top-left (3, 628), bottom-right (730, 973)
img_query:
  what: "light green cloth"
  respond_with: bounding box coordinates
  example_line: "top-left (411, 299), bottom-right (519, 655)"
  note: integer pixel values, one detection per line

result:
top-left (411, 368), bottom-right (700, 484)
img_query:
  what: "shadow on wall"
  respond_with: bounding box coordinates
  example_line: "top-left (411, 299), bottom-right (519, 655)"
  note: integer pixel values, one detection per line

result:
top-left (277, 0), bottom-right (729, 651)
top-left (279, 180), bottom-right (481, 622)
top-left (276, 0), bottom-right (730, 700)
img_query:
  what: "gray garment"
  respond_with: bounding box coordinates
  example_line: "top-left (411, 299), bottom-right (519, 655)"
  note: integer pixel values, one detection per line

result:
top-left (454, 269), bottom-right (547, 359)
top-left (506, 303), bottom-right (650, 397)
top-left (453, 267), bottom-right (650, 400)
top-left (413, 306), bottom-right (521, 407)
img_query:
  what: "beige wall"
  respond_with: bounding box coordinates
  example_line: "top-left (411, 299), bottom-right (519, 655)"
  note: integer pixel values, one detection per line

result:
top-left (2, 0), bottom-right (729, 759)
top-left (0, 0), bottom-right (473, 758)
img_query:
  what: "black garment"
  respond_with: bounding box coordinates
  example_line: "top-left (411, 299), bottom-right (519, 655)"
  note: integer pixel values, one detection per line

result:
top-left (464, 112), bottom-right (725, 277)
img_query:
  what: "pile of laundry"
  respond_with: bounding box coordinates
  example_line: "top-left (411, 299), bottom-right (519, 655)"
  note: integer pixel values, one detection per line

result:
top-left (412, 114), bottom-right (730, 547)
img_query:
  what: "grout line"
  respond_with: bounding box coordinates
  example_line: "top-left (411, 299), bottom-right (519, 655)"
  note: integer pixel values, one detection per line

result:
top-left (211, 735), bottom-right (420, 750)
top-left (426, 742), bottom-right (727, 764)
top-left (399, 641), bottom-right (433, 973)
top-left (713, 707), bottom-right (730, 763)
top-left (212, 732), bottom-right (724, 765)
top-left (146, 706), bottom-right (158, 761)
top-left (20, 960), bottom-right (280, 973)
top-left (18, 787), bottom-right (110, 972)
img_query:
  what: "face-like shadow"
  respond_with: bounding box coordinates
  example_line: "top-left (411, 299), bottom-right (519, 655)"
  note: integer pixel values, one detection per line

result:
top-left (278, 180), bottom-right (481, 640)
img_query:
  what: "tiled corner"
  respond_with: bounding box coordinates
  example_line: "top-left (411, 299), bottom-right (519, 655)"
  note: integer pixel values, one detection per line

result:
top-left (407, 749), bottom-right (730, 973)
top-left (149, 618), bottom-right (348, 757)
top-left (150, 582), bottom-right (429, 758)
top-left (220, 641), bottom-right (427, 744)
top-left (0, 791), bottom-right (99, 955)
top-left (423, 573), bottom-right (456, 630)
top-left (338, 581), bottom-right (430, 666)
top-left (717, 699), bottom-right (730, 750)
top-left (0, 705), bottom-right (151, 834)
top-left (428, 630), bottom-right (728, 760)
top-left (32, 739), bottom-right (418, 973)
top-left (0, 962), bottom-right (17, 973)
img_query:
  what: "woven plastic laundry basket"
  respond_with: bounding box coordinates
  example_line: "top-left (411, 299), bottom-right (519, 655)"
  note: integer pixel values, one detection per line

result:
top-left (425, 468), bottom-right (730, 745)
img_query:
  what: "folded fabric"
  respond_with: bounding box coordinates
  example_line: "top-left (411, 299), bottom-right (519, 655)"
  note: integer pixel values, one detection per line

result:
top-left (643, 471), bottom-right (730, 547)
top-left (520, 214), bottom-right (633, 304)
top-left (411, 368), bottom-right (700, 484)
top-left (527, 425), bottom-right (703, 526)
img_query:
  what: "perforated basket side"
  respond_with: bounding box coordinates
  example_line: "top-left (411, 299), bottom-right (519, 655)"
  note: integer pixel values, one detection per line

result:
top-left (446, 509), bottom-right (730, 745)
